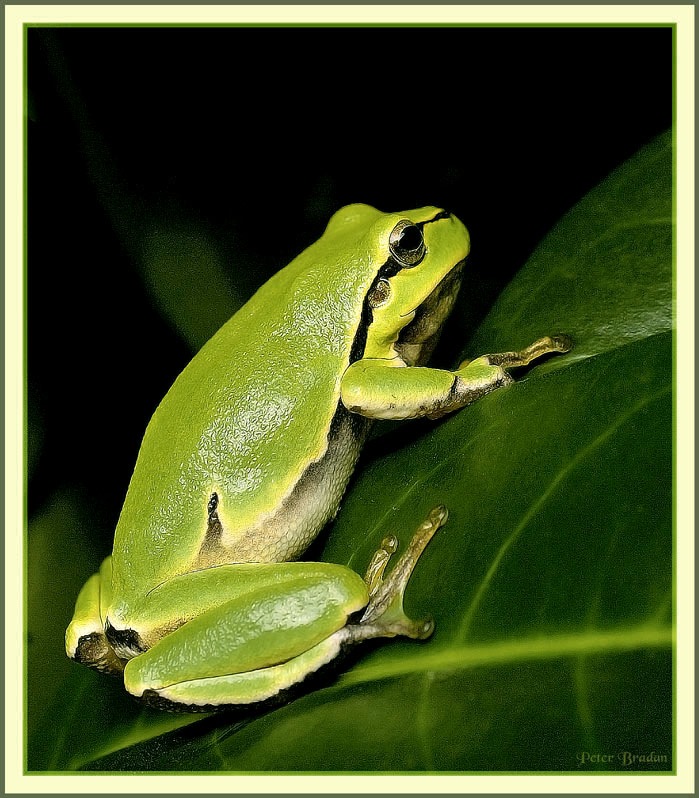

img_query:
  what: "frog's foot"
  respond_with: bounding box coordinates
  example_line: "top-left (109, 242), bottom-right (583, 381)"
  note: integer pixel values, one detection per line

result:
top-left (462, 334), bottom-right (573, 371)
top-left (65, 557), bottom-right (126, 676)
top-left (342, 506), bottom-right (448, 645)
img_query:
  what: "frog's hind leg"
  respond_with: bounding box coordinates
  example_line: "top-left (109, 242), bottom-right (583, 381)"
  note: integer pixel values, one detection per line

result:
top-left (121, 562), bottom-right (370, 710)
top-left (341, 505), bottom-right (449, 646)
top-left (65, 556), bottom-right (125, 675)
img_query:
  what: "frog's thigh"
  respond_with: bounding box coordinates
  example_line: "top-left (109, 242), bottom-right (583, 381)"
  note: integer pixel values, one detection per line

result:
top-left (135, 634), bottom-right (346, 709)
top-left (126, 561), bottom-right (368, 633)
top-left (65, 556), bottom-right (125, 675)
top-left (124, 563), bottom-right (368, 705)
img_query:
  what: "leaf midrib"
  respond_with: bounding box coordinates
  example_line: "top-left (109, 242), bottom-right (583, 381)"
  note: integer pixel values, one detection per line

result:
top-left (337, 623), bottom-right (673, 688)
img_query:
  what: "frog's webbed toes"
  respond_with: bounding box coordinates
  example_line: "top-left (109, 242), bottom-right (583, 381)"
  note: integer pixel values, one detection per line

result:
top-left (68, 627), bottom-right (125, 675)
top-left (65, 561), bottom-right (126, 676)
top-left (345, 506), bottom-right (447, 644)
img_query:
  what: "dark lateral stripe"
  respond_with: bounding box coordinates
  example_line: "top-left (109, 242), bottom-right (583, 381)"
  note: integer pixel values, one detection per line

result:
top-left (206, 492), bottom-right (223, 540)
top-left (349, 296), bottom-right (374, 364)
top-left (416, 209), bottom-right (451, 230)
top-left (349, 251), bottom-right (395, 363)
top-left (198, 491), bottom-right (225, 559)
top-left (448, 373), bottom-right (462, 402)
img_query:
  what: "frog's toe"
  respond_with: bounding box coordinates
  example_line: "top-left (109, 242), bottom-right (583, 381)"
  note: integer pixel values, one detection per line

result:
top-left (340, 506), bottom-right (447, 646)
top-left (65, 559), bottom-right (125, 676)
top-left (549, 333), bottom-right (573, 353)
top-left (67, 624), bottom-right (125, 675)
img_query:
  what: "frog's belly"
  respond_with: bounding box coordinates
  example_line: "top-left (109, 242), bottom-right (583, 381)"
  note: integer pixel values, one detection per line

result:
top-left (195, 403), bottom-right (372, 568)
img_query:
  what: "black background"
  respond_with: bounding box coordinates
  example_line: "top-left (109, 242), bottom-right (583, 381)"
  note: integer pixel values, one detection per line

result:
top-left (27, 26), bottom-right (672, 555)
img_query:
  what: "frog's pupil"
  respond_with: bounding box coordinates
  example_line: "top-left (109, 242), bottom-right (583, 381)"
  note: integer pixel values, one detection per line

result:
top-left (398, 225), bottom-right (422, 252)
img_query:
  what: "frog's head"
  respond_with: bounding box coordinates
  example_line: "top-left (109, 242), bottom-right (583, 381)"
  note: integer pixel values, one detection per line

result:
top-left (338, 205), bottom-right (470, 365)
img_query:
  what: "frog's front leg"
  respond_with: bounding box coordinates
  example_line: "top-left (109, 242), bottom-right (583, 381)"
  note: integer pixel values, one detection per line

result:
top-left (341, 335), bottom-right (572, 421)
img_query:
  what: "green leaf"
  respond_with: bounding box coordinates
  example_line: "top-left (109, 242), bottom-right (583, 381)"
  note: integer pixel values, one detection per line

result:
top-left (466, 130), bottom-right (672, 367)
top-left (32, 132), bottom-right (672, 771)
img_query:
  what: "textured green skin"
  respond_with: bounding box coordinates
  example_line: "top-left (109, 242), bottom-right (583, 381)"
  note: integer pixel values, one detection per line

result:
top-left (135, 636), bottom-right (344, 707)
top-left (65, 202), bottom-right (574, 709)
top-left (64, 204), bottom-right (474, 707)
top-left (109, 203), bottom-right (456, 620)
top-left (124, 570), bottom-right (367, 694)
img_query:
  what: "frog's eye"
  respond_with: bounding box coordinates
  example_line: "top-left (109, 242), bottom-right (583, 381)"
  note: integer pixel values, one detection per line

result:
top-left (389, 220), bottom-right (426, 268)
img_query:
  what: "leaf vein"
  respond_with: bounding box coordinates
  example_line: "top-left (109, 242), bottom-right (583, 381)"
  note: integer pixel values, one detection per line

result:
top-left (339, 624), bottom-right (672, 688)
top-left (457, 383), bottom-right (671, 642)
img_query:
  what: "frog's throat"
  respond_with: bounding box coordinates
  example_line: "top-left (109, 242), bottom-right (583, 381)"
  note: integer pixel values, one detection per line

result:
top-left (395, 260), bottom-right (465, 367)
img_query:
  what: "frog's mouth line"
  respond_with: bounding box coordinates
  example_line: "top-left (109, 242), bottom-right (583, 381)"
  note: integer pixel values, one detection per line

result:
top-left (400, 258), bottom-right (466, 320)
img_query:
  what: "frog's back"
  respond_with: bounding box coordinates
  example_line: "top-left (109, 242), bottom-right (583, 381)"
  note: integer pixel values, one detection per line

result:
top-left (112, 205), bottom-right (387, 597)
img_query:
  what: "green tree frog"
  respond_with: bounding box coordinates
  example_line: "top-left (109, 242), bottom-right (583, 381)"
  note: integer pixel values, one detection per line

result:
top-left (65, 204), bottom-right (570, 711)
